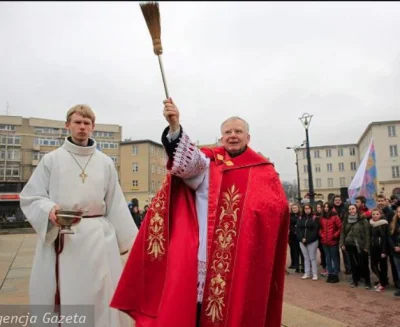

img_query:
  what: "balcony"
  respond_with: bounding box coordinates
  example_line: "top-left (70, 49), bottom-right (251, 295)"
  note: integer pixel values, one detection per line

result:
top-left (33, 144), bottom-right (40, 151)
top-left (32, 160), bottom-right (39, 166)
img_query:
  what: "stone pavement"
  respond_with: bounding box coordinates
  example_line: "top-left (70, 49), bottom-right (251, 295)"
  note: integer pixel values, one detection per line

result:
top-left (0, 234), bottom-right (395, 327)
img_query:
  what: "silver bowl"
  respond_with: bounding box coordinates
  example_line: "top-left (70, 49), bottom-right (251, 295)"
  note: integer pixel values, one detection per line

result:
top-left (56, 209), bottom-right (84, 234)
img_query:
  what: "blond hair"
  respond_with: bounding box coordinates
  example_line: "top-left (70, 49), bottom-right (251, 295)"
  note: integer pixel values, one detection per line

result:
top-left (66, 104), bottom-right (96, 123)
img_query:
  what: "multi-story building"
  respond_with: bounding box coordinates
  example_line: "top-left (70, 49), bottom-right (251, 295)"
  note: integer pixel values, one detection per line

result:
top-left (119, 140), bottom-right (167, 208)
top-left (358, 120), bottom-right (400, 197)
top-left (296, 120), bottom-right (400, 202)
top-left (0, 115), bottom-right (122, 220)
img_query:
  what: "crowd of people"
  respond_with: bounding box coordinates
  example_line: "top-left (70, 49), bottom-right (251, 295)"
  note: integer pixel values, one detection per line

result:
top-left (288, 194), bottom-right (400, 298)
top-left (127, 198), bottom-right (148, 229)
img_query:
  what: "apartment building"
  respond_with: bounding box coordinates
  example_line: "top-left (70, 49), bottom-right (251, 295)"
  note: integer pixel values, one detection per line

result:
top-left (119, 140), bottom-right (167, 208)
top-left (0, 115), bottom-right (121, 220)
top-left (358, 121), bottom-right (400, 197)
top-left (296, 120), bottom-right (400, 201)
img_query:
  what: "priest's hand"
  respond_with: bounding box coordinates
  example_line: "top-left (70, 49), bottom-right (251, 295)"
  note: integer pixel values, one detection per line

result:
top-left (163, 98), bottom-right (180, 133)
top-left (49, 204), bottom-right (61, 227)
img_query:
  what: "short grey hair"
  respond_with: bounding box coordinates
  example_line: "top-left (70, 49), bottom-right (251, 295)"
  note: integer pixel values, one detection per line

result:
top-left (220, 116), bottom-right (250, 133)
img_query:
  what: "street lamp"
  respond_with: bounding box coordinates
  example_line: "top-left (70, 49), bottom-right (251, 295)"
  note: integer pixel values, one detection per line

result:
top-left (286, 144), bottom-right (304, 203)
top-left (299, 113), bottom-right (315, 206)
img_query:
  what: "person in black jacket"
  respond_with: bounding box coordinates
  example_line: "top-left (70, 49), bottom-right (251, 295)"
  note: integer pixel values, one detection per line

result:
top-left (369, 208), bottom-right (389, 292)
top-left (390, 195), bottom-right (400, 211)
top-left (289, 203), bottom-right (304, 273)
top-left (389, 206), bottom-right (400, 297)
top-left (377, 194), bottom-right (399, 289)
top-left (131, 205), bottom-right (142, 229)
top-left (332, 195), bottom-right (351, 275)
top-left (296, 204), bottom-right (320, 281)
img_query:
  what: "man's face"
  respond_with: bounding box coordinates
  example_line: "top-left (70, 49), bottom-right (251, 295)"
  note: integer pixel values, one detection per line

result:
top-left (334, 197), bottom-right (342, 206)
top-left (355, 199), bottom-right (363, 208)
top-left (377, 197), bottom-right (386, 208)
top-left (66, 113), bottom-right (94, 143)
top-left (220, 119), bottom-right (250, 155)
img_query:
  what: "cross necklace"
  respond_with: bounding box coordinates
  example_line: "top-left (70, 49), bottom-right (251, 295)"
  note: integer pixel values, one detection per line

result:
top-left (67, 151), bottom-right (94, 183)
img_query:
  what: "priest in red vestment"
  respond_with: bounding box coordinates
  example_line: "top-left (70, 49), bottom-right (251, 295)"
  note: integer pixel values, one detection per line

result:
top-left (110, 98), bottom-right (290, 327)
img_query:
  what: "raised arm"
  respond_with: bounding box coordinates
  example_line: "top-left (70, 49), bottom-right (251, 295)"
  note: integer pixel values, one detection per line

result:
top-left (161, 98), bottom-right (209, 190)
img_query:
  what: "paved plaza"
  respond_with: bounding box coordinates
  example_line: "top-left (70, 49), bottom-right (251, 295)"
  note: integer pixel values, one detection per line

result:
top-left (1, 233), bottom-right (399, 326)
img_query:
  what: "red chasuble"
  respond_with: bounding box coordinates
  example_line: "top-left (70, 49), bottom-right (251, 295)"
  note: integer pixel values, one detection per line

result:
top-left (110, 146), bottom-right (289, 327)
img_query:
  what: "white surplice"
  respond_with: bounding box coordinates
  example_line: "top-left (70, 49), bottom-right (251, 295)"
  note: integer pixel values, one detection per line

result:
top-left (20, 137), bottom-right (138, 327)
top-left (166, 128), bottom-right (210, 303)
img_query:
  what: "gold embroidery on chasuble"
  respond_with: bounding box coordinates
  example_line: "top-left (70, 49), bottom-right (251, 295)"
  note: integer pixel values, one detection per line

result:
top-left (205, 184), bottom-right (242, 323)
top-left (146, 176), bottom-right (169, 260)
top-left (216, 154), bottom-right (234, 167)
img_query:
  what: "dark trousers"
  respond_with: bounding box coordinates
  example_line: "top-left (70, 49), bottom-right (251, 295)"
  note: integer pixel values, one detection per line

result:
top-left (370, 247), bottom-right (388, 286)
top-left (196, 302), bottom-right (202, 327)
top-left (347, 244), bottom-right (371, 284)
top-left (289, 233), bottom-right (303, 269)
top-left (318, 240), bottom-right (326, 269)
top-left (388, 252), bottom-right (399, 284)
top-left (323, 245), bottom-right (340, 275)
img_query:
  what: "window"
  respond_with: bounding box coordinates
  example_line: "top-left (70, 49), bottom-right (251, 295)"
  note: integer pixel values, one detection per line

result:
top-left (110, 156), bottom-right (118, 163)
top-left (0, 150), bottom-right (21, 160)
top-left (327, 163), bottom-right (333, 172)
top-left (33, 152), bottom-right (47, 160)
top-left (97, 141), bottom-right (118, 150)
top-left (132, 163), bottom-right (138, 172)
top-left (328, 178), bottom-right (334, 187)
top-left (338, 148), bottom-right (344, 157)
top-left (151, 181), bottom-right (155, 191)
top-left (314, 150), bottom-right (320, 158)
top-left (34, 127), bottom-right (60, 134)
top-left (349, 148), bottom-right (356, 156)
top-left (0, 124), bottom-right (16, 131)
top-left (340, 177), bottom-right (346, 187)
top-left (0, 166), bottom-right (20, 176)
top-left (304, 179), bottom-right (308, 188)
top-left (350, 162), bottom-right (357, 171)
top-left (302, 151), bottom-right (306, 159)
top-left (390, 145), bottom-right (398, 157)
top-left (315, 164), bottom-right (321, 173)
top-left (388, 125), bottom-right (396, 137)
top-left (132, 146), bottom-right (138, 155)
top-left (338, 163), bottom-right (344, 171)
top-left (304, 165), bottom-right (307, 173)
top-left (316, 178), bottom-right (322, 187)
top-left (326, 149), bottom-right (331, 157)
top-left (1, 135), bottom-right (21, 145)
top-left (132, 180), bottom-right (139, 187)
top-left (151, 146), bottom-right (156, 156)
top-left (34, 137), bottom-right (60, 147)
top-left (93, 131), bottom-right (114, 138)
top-left (151, 164), bottom-right (155, 174)
top-left (392, 166), bottom-right (400, 178)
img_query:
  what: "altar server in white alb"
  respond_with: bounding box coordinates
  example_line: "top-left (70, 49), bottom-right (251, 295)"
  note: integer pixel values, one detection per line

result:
top-left (20, 104), bottom-right (137, 327)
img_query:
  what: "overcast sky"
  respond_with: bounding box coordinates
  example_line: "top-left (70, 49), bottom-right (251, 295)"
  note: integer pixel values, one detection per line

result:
top-left (1, 1), bottom-right (400, 181)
